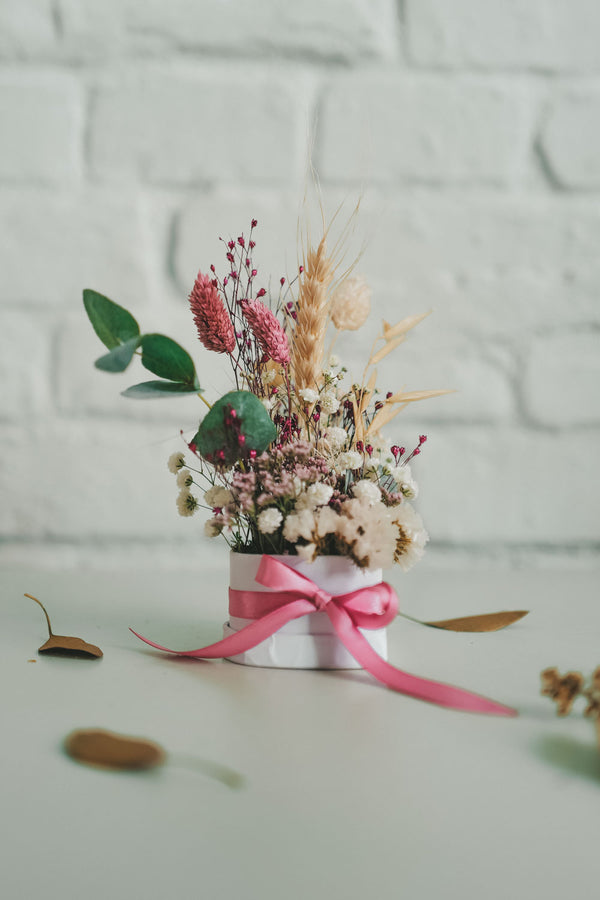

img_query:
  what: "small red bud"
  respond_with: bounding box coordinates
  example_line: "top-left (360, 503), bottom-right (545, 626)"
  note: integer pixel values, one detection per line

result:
top-left (251, 219), bottom-right (258, 227)
top-left (249, 449), bottom-right (257, 459)
top-left (280, 277), bottom-right (285, 286)
top-left (257, 288), bottom-right (266, 297)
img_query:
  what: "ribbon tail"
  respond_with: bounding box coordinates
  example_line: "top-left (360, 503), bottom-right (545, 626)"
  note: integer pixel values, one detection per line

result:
top-left (130, 598), bottom-right (314, 659)
top-left (327, 604), bottom-right (517, 717)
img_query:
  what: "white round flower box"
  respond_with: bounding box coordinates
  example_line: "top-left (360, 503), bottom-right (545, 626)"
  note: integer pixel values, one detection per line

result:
top-left (223, 552), bottom-right (388, 669)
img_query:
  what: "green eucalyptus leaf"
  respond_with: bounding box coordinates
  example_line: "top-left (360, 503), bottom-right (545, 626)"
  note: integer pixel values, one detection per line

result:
top-left (193, 390), bottom-right (276, 466)
top-left (94, 337), bottom-right (141, 373)
top-left (122, 381), bottom-right (201, 399)
top-left (83, 289), bottom-right (140, 350)
top-left (140, 334), bottom-right (198, 387)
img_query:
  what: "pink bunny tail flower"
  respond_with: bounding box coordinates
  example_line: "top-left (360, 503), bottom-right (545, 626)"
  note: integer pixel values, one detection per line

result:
top-left (241, 299), bottom-right (290, 365)
top-left (189, 271), bottom-right (236, 354)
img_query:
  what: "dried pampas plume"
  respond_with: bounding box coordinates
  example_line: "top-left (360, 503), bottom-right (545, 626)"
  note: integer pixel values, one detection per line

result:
top-left (331, 274), bottom-right (371, 331)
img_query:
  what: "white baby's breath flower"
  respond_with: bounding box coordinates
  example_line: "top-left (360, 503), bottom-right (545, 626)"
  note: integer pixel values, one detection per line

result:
top-left (204, 486), bottom-right (233, 508)
top-left (296, 482), bottom-right (334, 511)
top-left (176, 490), bottom-right (199, 517)
top-left (352, 480), bottom-right (382, 505)
top-left (299, 388), bottom-right (319, 404)
top-left (261, 396), bottom-right (275, 411)
top-left (390, 465), bottom-right (419, 499)
top-left (204, 517), bottom-right (223, 537)
top-left (391, 502), bottom-right (429, 571)
top-left (364, 455), bottom-right (382, 472)
top-left (336, 450), bottom-right (362, 471)
top-left (328, 355), bottom-right (340, 367)
top-left (320, 392), bottom-right (340, 414)
top-left (314, 506), bottom-right (339, 537)
top-left (257, 507), bottom-right (283, 535)
top-left (283, 509), bottom-right (316, 543)
top-left (176, 468), bottom-right (193, 488)
top-left (296, 542), bottom-right (317, 563)
top-left (263, 368), bottom-right (276, 384)
top-left (330, 275), bottom-right (371, 331)
top-left (168, 452), bottom-right (185, 474)
top-left (323, 426), bottom-right (348, 450)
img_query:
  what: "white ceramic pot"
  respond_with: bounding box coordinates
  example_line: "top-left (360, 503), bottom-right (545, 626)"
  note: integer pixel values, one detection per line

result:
top-left (223, 552), bottom-right (388, 669)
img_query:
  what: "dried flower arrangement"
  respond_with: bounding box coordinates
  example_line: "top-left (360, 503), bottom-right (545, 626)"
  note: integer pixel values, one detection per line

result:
top-left (85, 215), bottom-right (451, 572)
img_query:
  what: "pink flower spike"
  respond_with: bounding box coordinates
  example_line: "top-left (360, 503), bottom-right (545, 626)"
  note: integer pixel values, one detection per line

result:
top-left (241, 299), bottom-right (290, 365)
top-left (188, 271), bottom-right (235, 354)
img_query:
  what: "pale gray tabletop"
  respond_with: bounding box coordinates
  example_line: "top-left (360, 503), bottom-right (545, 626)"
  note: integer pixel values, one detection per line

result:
top-left (1, 565), bottom-right (598, 900)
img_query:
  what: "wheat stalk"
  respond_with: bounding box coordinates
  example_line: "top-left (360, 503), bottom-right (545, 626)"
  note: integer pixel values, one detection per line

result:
top-left (291, 234), bottom-right (335, 391)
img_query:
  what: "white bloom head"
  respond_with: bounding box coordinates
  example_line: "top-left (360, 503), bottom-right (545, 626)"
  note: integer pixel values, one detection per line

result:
top-left (296, 482), bottom-right (334, 511)
top-left (336, 450), bottom-right (362, 472)
top-left (391, 502), bottom-right (429, 571)
top-left (390, 465), bottom-right (419, 500)
top-left (168, 452), bottom-right (186, 474)
top-left (296, 542), bottom-right (317, 563)
top-left (176, 468), bottom-right (193, 488)
top-left (299, 388), bottom-right (319, 404)
top-left (204, 486), bottom-right (233, 508)
top-left (352, 479), bottom-right (382, 505)
top-left (283, 509), bottom-right (316, 543)
top-left (177, 490), bottom-right (199, 518)
top-left (319, 392), bottom-right (340, 414)
top-left (323, 426), bottom-right (348, 451)
top-left (257, 507), bottom-right (283, 535)
top-left (204, 517), bottom-right (223, 537)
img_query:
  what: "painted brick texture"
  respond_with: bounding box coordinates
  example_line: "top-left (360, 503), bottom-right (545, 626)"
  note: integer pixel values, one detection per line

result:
top-left (0, 2), bottom-right (598, 571)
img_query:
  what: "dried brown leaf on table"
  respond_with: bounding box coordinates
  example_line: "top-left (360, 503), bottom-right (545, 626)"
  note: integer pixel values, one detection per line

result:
top-left (64, 728), bottom-right (165, 770)
top-left (24, 593), bottom-right (103, 658)
top-left (403, 610), bottom-right (529, 632)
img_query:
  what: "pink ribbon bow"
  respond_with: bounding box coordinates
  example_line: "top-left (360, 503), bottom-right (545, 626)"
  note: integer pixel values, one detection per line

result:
top-left (130, 554), bottom-right (516, 716)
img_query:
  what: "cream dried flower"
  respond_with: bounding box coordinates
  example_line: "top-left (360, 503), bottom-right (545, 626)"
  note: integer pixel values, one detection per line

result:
top-left (257, 507), bottom-right (283, 535)
top-left (204, 486), bottom-right (233, 508)
top-left (177, 490), bottom-right (199, 517)
top-left (391, 502), bottom-right (429, 572)
top-left (330, 275), bottom-right (371, 331)
top-left (168, 452), bottom-right (186, 474)
top-left (323, 426), bottom-right (348, 450)
top-left (320, 392), bottom-right (340, 414)
top-left (296, 483), bottom-right (334, 511)
top-left (176, 468), bottom-right (193, 488)
top-left (204, 517), bottom-right (223, 537)
top-left (296, 542), bottom-right (317, 563)
top-left (352, 480), bottom-right (382, 505)
top-left (299, 388), bottom-right (319, 404)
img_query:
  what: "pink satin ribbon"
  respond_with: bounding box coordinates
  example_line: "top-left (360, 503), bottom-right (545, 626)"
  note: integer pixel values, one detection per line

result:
top-left (130, 554), bottom-right (516, 716)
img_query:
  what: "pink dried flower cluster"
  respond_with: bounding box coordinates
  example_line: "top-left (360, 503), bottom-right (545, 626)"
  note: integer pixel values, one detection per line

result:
top-left (241, 299), bottom-right (290, 365)
top-left (189, 272), bottom-right (235, 354)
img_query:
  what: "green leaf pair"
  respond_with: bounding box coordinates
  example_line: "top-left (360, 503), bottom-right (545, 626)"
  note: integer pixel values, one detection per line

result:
top-left (83, 289), bottom-right (200, 397)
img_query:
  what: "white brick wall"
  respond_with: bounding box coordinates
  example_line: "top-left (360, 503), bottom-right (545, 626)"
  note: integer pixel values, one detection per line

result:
top-left (1, 1), bottom-right (598, 572)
